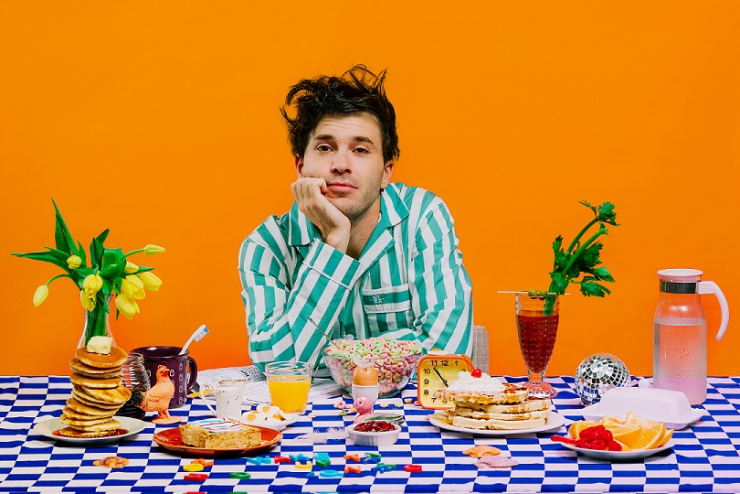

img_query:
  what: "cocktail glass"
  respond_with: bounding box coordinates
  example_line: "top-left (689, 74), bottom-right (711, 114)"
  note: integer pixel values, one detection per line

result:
top-left (515, 293), bottom-right (559, 398)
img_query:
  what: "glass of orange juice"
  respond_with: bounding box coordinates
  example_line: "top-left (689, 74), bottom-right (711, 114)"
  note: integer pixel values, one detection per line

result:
top-left (265, 361), bottom-right (312, 414)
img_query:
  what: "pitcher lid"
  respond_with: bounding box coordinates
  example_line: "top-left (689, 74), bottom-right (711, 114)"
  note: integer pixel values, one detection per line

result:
top-left (657, 268), bottom-right (702, 282)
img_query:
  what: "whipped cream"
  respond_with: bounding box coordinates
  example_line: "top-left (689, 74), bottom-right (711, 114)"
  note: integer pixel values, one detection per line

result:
top-left (446, 371), bottom-right (506, 394)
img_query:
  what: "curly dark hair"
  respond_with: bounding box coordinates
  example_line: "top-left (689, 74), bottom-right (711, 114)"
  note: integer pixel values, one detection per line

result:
top-left (281, 65), bottom-right (400, 162)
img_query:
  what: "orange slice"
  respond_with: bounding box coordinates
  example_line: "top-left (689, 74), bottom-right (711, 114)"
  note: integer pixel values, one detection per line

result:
top-left (610, 425), bottom-right (643, 444)
top-left (658, 428), bottom-right (674, 448)
top-left (568, 420), bottom-right (602, 439)
top-left (613, 439), bottom-right (632, 452)
top-left (617, 413), bottom-right (666, 450)
top-left (602, 415), bottom-right (629, 429)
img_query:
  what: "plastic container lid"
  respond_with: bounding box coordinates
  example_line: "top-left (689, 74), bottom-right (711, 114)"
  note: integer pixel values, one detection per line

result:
top-left (581, 387), bottom-right (704, 430)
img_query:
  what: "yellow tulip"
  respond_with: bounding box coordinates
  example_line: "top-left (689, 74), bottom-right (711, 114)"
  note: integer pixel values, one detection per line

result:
top-left (143, 244), bottom-right (166, 255)
top-left (83, 273), bottom-right (103, 298)
top-left (80, 290), bottom-right (95, 311)
top-left (124, 261), bottom-right (139, 274)
top-left (122, 276), bottom-right (146, 300)
top-left (126, 275), bottom-right (146, 300)
top-left (115, 293), bottom-right (139, 319)
top-left (66, 255), bottom-right (82, 270)
top-left (33, 285), bottom-right (49, 306)
top-left (139, 271), bottom-right (163, 292)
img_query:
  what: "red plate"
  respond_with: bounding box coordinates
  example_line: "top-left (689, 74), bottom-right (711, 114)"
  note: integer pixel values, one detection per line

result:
top-left (153, 425), bottom-right (282, 457)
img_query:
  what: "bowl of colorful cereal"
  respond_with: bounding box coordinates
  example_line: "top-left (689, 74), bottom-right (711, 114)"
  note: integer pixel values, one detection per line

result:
top-left (322, 337), bottom-right (423, 397)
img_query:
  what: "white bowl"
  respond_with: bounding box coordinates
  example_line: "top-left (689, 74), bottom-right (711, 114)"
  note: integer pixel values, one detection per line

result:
top-left (346, 422), bottom-right (400, 447)
top-left (582, 387), bottom-right (704, 429)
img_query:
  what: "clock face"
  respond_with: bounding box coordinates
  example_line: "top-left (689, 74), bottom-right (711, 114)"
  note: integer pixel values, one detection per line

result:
top-left (417, 355), bottom-right (472, 409)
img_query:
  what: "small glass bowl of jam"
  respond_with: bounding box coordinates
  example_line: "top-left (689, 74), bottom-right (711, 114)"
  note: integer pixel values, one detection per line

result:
top-left (347, 420), bottom-right (401, 447)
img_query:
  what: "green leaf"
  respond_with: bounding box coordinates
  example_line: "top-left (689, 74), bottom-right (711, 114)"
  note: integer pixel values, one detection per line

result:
top-left (77, 241), bottom-right (87, 267)
top-left (579, 200), bottom-right (597, 216)
top-left (90, 240), bottom-right (100, 268)
top-left (51, 199), bottom-right (77, 255)
top-left (593, 266), bottom-right (615, 282)
top-left (552, 236), bottom-right (563, 255)
top-left (96, 229), bottom-right (110, 245)
top-left (10, 250), bottom-right (69, 271)
top-left (43, 246), bottom-right (72, 264)
top-left (101, 248), bottom-right (125, 280)
top-left (101, 279), bottom-right (112, 297)
top-left (579, 242), bottom-right (603, 269)
top-left (597, 202), bottom-right (619, 226)
top-left (136, 266), bottom-right (155, 273)
top-left (549, 272), bottom-right (569, 294)
top-left (580, 281), bottom-right (611, 297)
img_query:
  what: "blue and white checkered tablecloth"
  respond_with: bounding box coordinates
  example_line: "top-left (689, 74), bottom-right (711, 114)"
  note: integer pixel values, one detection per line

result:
top-left (1, 375), bottom-right (739, 493)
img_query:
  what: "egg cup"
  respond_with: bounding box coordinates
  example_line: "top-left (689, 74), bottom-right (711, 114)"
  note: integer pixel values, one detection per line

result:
top-left (352, 383), bottom-right (379, 404)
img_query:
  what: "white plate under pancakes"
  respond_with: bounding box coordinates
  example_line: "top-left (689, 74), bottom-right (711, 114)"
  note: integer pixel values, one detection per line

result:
top-left (430, 411), bottom-right (565, 436)
top-left (33, 416), bottom-right (147, 444)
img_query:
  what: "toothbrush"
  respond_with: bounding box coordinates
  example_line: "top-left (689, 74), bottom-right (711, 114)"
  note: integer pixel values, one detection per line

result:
top-left (180, 324), bottom-right (210, 355)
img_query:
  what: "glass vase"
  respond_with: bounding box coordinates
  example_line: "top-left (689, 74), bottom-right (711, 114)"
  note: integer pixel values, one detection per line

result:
top-left (77, 295), bottom-right (115, 349)
top-left (515, 293), bottom-right (559, 398)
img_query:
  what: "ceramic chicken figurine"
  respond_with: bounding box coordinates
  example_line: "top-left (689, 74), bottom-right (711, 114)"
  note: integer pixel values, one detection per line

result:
top-left (132, 365), bottom-right (180, 424)
top-left (352, 396), bottom-right (374, 424)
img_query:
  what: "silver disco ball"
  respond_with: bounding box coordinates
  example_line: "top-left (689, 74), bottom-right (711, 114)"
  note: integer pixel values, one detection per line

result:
top-left (575, 353), bottom-right (631, 405)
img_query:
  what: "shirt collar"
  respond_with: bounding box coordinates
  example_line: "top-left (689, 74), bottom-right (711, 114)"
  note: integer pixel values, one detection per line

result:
top-left (287, 182), bottom-right (410, 246)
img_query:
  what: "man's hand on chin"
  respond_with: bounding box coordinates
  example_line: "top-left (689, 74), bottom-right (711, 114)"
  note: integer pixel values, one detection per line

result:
top-left (291, 176), bottom-right (351, 254)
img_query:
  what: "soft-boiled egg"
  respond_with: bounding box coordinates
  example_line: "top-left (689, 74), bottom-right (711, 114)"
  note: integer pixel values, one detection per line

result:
top-left (353, 365), bottom-right (379, 386)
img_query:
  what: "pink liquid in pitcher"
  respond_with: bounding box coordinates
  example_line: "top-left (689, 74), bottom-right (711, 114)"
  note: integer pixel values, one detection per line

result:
top-left (653, 318), bottom-right (707, 405)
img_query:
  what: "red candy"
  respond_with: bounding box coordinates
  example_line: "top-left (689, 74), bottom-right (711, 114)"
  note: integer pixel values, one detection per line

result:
top-left (551, 435), bottom-right (577, 445)
top-left (184, 473), bottom-right (208, 482)
top-left (471, 368), bottom-right (482, 378)
top-left (569, 425), bottom-right (622, 452)
top-left (404, 464), bottom-right (422, 472)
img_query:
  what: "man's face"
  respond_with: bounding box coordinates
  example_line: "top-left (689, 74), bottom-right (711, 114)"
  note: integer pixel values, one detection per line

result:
top-left (296, 112), bottom-right (394, 223)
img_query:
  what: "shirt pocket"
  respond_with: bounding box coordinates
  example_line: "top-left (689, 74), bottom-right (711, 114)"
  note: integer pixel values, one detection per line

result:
top-left (362, 284), bottom-right (413, 332)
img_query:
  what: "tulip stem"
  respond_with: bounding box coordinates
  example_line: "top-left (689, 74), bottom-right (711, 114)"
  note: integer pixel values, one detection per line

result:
top-left (124, 249), bottom-right (144, 258)
top-left (46, 274), bottom-right (71, 285)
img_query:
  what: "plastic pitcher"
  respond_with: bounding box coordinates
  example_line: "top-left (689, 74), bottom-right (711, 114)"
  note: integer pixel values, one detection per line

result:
top-left (653, 269), bottom-right (729, 405)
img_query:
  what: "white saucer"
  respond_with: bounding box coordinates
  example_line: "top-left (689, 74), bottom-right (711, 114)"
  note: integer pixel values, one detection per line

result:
top-left (431, 411), bottom-right (565, 436)
top-left (557, 440), bottom-right (675, 461)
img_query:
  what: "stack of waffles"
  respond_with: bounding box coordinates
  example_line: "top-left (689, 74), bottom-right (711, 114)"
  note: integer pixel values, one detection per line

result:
top-left (434, 372), bottom-right (551, 430)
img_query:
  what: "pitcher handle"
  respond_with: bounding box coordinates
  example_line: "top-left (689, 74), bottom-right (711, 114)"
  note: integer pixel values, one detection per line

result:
top-left (698, 281), bottom-right (730, 341)
top-left (199, 383), bottom-right (218, 416)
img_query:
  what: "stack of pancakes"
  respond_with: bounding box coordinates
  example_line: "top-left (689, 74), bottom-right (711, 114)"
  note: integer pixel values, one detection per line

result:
top-left (58, 346), bottom-right (132, 438)
top-left (435, 382), bottom-right (552, 430)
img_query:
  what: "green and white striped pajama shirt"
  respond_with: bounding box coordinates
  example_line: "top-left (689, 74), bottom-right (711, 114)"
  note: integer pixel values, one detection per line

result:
top-left (238, 182), bottom-right (473, 372)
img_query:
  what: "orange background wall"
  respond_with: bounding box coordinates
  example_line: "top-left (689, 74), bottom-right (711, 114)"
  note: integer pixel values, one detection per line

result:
top-left (1, 2), bottom-right (738, 378)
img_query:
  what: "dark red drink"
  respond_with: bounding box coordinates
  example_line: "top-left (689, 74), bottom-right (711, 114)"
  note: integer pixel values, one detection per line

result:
top-left (516, 312), bottom-right (559, 373)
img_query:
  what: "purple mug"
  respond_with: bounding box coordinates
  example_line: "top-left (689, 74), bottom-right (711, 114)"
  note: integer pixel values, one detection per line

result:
top-left (131, 346), bottom-right (198, 409)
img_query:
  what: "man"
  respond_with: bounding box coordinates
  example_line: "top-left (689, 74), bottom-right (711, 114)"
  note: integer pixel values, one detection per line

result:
top-left (238, 65), bottom-right (472, 372)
